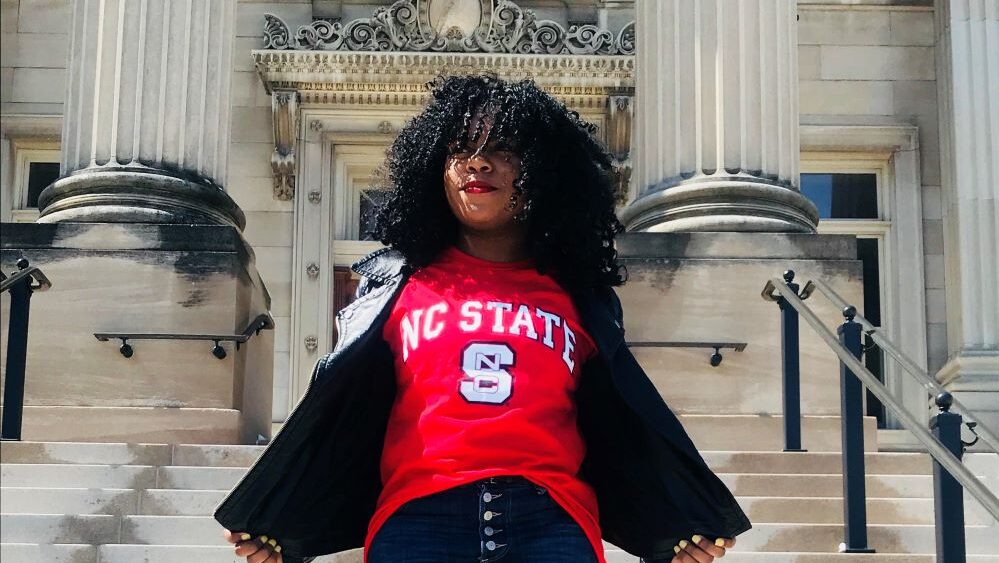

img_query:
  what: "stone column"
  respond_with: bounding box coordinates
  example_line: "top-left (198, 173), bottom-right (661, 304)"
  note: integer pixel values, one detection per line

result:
top-left (620, 0), bottom-right (818, 233)
top-left (935, 0), bottom-right (999, 432)
top-left (38, 0), bottom-right (244, 229)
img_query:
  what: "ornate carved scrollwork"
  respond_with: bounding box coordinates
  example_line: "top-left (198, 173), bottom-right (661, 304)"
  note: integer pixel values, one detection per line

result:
top-left (271, 89), bottom-right (299, 201)
top-left (262, 1), bottom-right (635, 55)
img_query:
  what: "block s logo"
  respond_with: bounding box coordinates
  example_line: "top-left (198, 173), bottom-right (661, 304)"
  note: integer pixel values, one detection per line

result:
top-left (459, 342), bottom-right (514, 404)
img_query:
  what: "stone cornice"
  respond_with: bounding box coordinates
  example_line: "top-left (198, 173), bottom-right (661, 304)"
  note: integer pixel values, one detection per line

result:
top-left (252, 49), bottom-right (634, 107)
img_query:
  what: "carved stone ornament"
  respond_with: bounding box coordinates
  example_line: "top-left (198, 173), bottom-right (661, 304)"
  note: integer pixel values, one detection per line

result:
top-left (262, 0), bottom-right (634, 55)
top-left (304, 335), bottom-right (319, 352)
top-left (308, 190), bottom-right (322, 204)
top-left (271, 89), bottom-right (299, 200)
top-left (377, 121), bottom-right (395, 134)
top-left (606, 94), bottom-right (634, 203)
top-left (306, 262), bottom-right (320, 279)
top-left (309, 119), bottom-right (324, 132)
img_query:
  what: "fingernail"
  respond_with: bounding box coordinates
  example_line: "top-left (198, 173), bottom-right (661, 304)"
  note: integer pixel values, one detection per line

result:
top-left (679, 540), bottom-right (688, 549)
top-left (275, 545), bottom-right (282, 553)
top-left (715, 538), bottom-right (726, 547)
top-left (259, 535), bottom-right (269, 543)
top-left (692, 535), bottom-right (703, 544)
top-left (240, 533), bottom-right (251, 541)
top-left (673, 546), bottom-right (680, 554)
top-left (268, 538), bottom-right (277, 547)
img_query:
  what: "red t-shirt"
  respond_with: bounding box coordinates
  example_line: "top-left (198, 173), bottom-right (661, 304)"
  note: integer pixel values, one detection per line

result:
top-left (363, 246), bottom-right (604, 562)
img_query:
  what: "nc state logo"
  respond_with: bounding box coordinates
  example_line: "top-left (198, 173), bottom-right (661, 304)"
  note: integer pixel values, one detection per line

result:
top-left (459, 342), bottom-right (515, 404)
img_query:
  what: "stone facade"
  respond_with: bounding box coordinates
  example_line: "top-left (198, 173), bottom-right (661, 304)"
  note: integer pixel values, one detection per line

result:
top-left (2, 0), bottom-right (995, 438)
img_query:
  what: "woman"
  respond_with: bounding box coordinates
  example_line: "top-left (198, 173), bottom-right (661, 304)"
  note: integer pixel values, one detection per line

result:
top-left (217, 75), bottom-right (750, 563)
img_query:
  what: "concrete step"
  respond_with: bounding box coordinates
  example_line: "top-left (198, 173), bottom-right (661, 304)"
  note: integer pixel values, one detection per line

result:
top-left (0, 464), bottom-right (159, 489)
top-left (4, 486), bottom-right (993, 526)
top-left (701, 451), bottom-right (932, 475)
top-left (0, 514), bottom-right (120, 544)
top-left (4, 514), bottom-right (993, 554)
top-left (0, 464), bottom-right (244, 489)
top-left (735, 522), bottom-right (998, 555)
top-left (736, 495), bottom-right (994, 525)
top-left (0, 543), bottom-right (97, 563)
top-left (0, 488), bottom-right (229, 517)
top-left (0, 441), bottom-right (264, 467)
top-left (720, 473), bottom-right (934, 497)
top-left (604, 551), bottom-right (999, 563)
top-left (0, 543), bottom-right (360, 563)
top-left (3, 464), bottom-right (942, 497)
top-left (0, 488), bottom-right (139, 516)
top-left (0, 543), bottom-right (996, 563)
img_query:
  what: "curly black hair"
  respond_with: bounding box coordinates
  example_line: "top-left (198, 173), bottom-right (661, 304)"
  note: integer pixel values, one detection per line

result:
top-left (373, 74), bottom-right (625, 292)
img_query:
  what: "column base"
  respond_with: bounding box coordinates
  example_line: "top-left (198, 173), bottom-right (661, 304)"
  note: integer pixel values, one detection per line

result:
top-left (620, 176), bottom-right (819, 233)
top-left (36, 165), bottom-right (246, 230)
top-left (936, 352), bottom-right (999, 435)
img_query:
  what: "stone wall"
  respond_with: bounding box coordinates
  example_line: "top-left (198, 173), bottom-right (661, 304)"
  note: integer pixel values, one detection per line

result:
top-left (796, 4), bottom-right (945, 375)
top-left (0, 0), bottom-right (69, 116)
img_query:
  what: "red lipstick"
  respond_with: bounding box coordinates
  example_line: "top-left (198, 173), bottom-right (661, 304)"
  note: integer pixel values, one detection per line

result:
top-left (463, 180), bottom-right (497, 194)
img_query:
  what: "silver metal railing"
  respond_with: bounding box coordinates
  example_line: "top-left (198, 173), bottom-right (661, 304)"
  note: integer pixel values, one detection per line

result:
top-left (803, 278), bottom-right (999, 455)
top-left (762, 277), bottom-right (999, 521)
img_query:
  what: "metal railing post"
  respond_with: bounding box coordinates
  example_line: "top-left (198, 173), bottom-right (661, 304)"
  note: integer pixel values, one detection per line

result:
top-left (837, 305), bottom-right (874, 553)
top-left (2, 259), bottom-right (34, 441)
top-left (931, 391), bottom-right (966, 563)
top-left (778, 270), bottom-right (805, 452)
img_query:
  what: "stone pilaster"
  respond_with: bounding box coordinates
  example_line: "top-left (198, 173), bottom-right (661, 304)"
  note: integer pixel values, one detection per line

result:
top-left (621, 0), bottom-right (818, 233)
top-left (38, 0), bottom-right (244, 229)
top-left (935, 0), bottom-right (999, 433)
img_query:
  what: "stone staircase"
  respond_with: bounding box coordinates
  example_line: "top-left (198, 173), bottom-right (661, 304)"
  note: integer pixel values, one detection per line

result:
top-left (1, 441), bottom-right (997, 563)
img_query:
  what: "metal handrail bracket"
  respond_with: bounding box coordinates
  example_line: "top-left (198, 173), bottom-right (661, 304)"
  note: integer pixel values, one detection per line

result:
top-left (762, 277), bottom-right (999, 521)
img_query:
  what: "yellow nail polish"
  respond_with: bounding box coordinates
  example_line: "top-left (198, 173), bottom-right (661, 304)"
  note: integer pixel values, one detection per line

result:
top-left (268, 538), bottom-right (277, 547)
top-left (239, 533), bottom-right (251, 541)
top-left (673, 546), bottom-right (680, 554)
top-left (259, 535), bottom-right (269, 544)
top-left (275, 545), bottom-right (282, 553)
top-left (679, 540), bottom-right (688, 549)
top-left (715, 538), bottom-right (726, 547)
top-left (692, 535), bottom-right (703, 544)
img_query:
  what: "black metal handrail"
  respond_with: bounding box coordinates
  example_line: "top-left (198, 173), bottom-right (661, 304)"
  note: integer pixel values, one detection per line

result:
top-left (94, 313), bottom-right (275, 359)
top-left (626, 340), bottom-right (747, 367)
top-left (763, 271), bottom-right (999, 561)
top-left (1, 258), bottom-right (51, 441)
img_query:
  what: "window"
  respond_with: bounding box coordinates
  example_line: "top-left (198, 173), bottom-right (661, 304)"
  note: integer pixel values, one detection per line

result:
top-left (801, 173), bottom-right (878, 219)
top-left (358, 188), bottom-right (389, 241)
top-left (6, 141), bottom-right (60, 222)
top-left (801, 158), bottom-right (891, 428)
top-left (801, 155), bottom-right (891, 428)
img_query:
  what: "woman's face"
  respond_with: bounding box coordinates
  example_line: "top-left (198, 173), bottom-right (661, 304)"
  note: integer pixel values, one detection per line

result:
top-left (443, 112), bottom-right (525, 234)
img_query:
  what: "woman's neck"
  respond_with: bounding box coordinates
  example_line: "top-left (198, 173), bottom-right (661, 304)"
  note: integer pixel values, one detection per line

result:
top-left (455, 228), bottom-right (530, 263)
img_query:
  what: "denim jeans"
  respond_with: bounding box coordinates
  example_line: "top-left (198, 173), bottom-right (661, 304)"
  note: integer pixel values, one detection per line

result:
top-left (367, 475), bottom-right (599, 563)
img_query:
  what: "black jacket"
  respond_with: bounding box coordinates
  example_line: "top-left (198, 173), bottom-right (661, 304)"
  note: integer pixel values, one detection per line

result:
top-left (214, 247), bottom-right (751, 563)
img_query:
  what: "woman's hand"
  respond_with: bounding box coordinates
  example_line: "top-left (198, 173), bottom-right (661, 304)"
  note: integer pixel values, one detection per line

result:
top-left (671, 535), bottom-right (735, 562)
top-left (223, 529), bottom-right (283, 563)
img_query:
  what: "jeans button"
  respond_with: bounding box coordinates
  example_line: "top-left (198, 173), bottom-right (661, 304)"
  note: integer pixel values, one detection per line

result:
top-left (483, 492), bottom-right (492, 502)
top-left (484, 526), bottom-right (494, 536)
top-left (483, 511), bottom-right (493, 521)
top-left (486, 541), bottom-right (497, 551)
